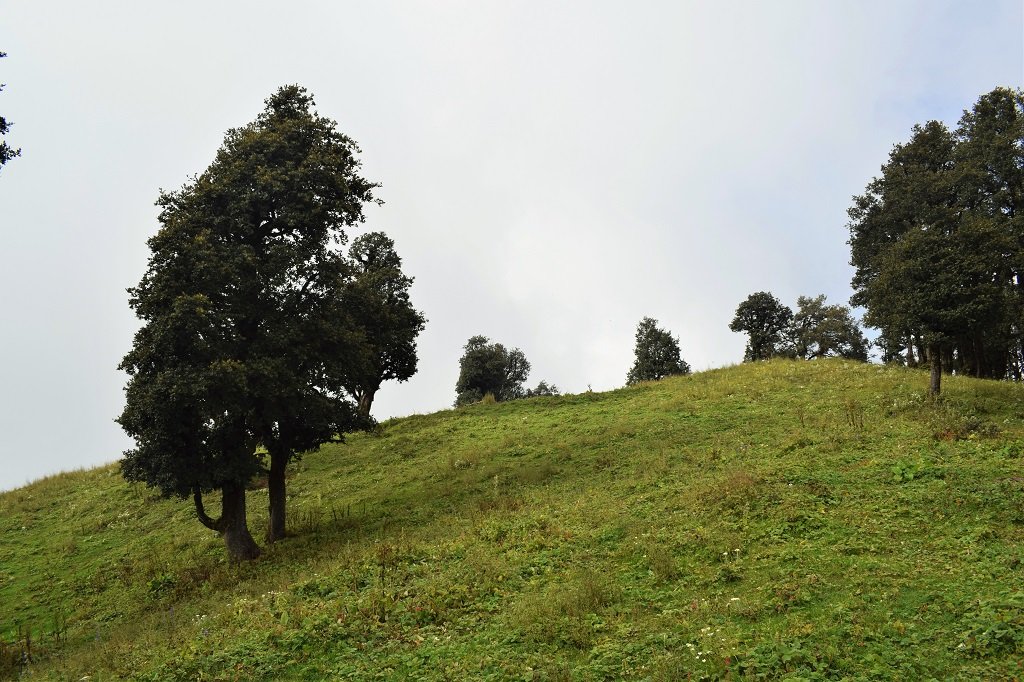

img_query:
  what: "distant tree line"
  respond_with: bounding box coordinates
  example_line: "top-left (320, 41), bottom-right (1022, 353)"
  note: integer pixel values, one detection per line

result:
top-left (456, 290), bottom-right (872, 404)
top-left (729, 292), bottom-right (868, 363)
top-left (453, 315), bottom-right (693, 406)
top-left (848, 87), bottom-right (1023, 394)
top-left (724, 88), bottom-right (1023, 397)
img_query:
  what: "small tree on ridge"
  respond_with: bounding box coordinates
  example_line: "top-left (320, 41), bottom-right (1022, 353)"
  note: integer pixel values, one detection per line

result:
top-left (626, 317), bottom-right (691, 385)
top-left (454, 336), bottom-right (531, 406)
top-left (729, 292), bottom-right (794, 361)
top-left (792, 295), bottom-right (869, 361)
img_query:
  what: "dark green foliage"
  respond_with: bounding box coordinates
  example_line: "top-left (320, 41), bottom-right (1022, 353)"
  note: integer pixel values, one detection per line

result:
top-left (729, 292), bottom-right (794, 361)
top-left (342, 232), bottom-right (426, 417)
top-left (625, 317), bottom-right (691, 385)
top-left (954, 88), bottom-right (1024, 379)
top-left (793, 295), bottom-right (869, 361)
top-left (0, 51), bottom-right (20, 170)
top-left (848, 88), bottom-right (1024, 390)
top-left (119, 85), bottom-right (379, 558)
top-left (454, 336), bottom-right (530, 406)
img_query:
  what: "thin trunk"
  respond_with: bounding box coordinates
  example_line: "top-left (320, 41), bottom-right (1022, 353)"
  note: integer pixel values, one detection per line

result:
top-left (992, 340), bottom-right (1009, 380)
top-left (928, 343), bottom-right (942, 397)
top-left (906, 338), bottom-right (917, 367)
top-left (220, 482), bottom-right (261, 561)
top-left (973, 332), bottom-right (984, 378)
top-left (357, 387), bottom-right (376, 418)
top-left (267, 448), bottom-right (288, 543)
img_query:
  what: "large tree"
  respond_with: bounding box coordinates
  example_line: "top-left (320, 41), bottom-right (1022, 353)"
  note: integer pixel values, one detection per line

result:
top-left (848, 119), bottom-right (960, 394)
top-left (729, 292), bottom-right (794, 361)
top-left (954, 87), bottom-right (1024, 379)
top-left (626, 317), bottom-right (691, 385)
top-left (342, 232), bottom-right (426, 417)
top-left (847, 91), bottom-right (1021, 394)
top-left (119, 86), bottom-right (379, 558)
top-left (118, 216), bottom-right (267, 560)
top-left (0, 51), bottom-right (20, 170)
top-left (454, 336), bottom-right (531, 406)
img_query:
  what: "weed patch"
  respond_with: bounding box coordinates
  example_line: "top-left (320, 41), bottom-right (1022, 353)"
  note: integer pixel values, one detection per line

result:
top-left (957, 591), bottom-right (1024, 658)
top-left (510, 568), bottom-right (620, 648)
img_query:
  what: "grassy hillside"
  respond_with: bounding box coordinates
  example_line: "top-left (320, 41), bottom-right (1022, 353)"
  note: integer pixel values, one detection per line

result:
top-left (2, 359), bottom-right (1024, 680)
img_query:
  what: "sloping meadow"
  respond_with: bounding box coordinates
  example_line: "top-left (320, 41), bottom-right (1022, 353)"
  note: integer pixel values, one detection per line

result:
top-left (2, 359), bottom-right (1023, 679)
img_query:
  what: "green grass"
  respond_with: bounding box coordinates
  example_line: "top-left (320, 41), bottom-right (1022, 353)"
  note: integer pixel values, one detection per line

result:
top-left (3, 359), bottom-right (1024, 680)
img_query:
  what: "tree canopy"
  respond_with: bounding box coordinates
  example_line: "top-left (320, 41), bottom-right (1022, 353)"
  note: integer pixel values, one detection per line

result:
top-left (454, 336), bottom-right (531, 406)
top-left (119, 85), bottom-right (380, 559)
top-left (847, 87), bottom-right (1023, 394)
top-left (626, 317), bottom-right (691, 385)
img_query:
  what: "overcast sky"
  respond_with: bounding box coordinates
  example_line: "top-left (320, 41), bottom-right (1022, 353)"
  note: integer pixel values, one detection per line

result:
top-left (0, 1), bottom-right (1021, 491)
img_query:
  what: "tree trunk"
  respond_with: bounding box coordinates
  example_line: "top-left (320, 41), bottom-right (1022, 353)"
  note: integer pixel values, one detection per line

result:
top-left (220, 482), bottom-right (261, 561)
top-left (974, 332), bottom-right (985, 378)
top-left (928, 343), bottom-right (942, 397)
top-left (906, 338), bottom-right (917, 367)
top-left (267, 448), bottom-right (288, 543)
top-left (1011, 342), bottom-right (1023, 381)
top-left (357, 387), bottom-right (376, 418)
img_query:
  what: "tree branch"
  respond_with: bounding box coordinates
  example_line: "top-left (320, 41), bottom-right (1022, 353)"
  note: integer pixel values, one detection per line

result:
top-left (194, 486), bottom-right (223, 532)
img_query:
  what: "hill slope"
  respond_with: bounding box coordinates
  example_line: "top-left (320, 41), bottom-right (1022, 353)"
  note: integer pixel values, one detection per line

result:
top-left (2, 360), bottom-right (1023, 680)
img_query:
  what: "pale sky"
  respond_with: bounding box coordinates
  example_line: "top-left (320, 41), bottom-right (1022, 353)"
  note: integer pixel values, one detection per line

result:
top-left (1, 1), bottom-right (1021, 491)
